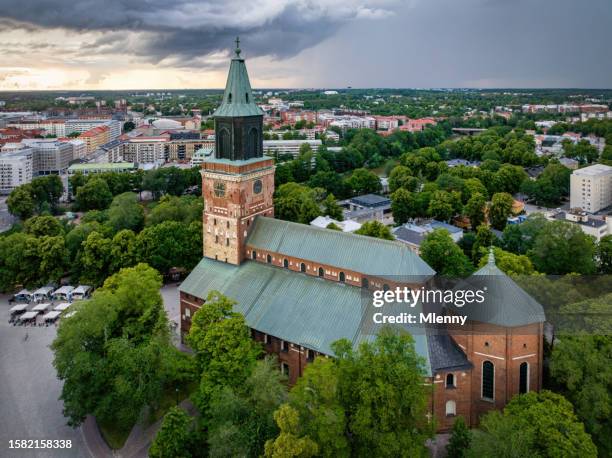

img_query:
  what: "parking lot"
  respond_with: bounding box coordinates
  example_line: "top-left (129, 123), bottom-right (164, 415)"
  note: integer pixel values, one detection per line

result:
top-left (0, 284), bottom-right (181, 457)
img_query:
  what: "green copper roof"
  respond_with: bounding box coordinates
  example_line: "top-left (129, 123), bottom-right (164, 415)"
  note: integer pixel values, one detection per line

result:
top-left (450, 249), bottom-right (545, 327)
top-left (213, 39), bottom-right (264, 118)
top-left (179, 257), bottom-right (431, 374)
top-left (246, 217), bottom-right (436, 280)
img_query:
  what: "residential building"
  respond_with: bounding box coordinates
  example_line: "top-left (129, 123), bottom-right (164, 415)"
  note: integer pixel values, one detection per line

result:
top-left (0, 148), bottom-right (33, 194)
top-left (122, 136), bottom-right (168, 164)
top-left (80, 126), bottom-right (111, 156)
top-left (66, 119), bottom-right (121, 140)
top-left (20, 140), bottom-right (73, 175)
top-left (546, 209), bottom-right (612, 241)
top-left (340, 194), bottom-right (392, 223)
top-left (570, 164), bottom-right (612, 213)
top-left (179, 41), bottom-right (545, 433)
top-left (263, 139), bottom-right (322, 158)
top-left (7, 119), bottom-right (66, 137)
top-left (400, 117), bottom-right (437, 132)
top-left (393, 221), bottom-right (464, 254)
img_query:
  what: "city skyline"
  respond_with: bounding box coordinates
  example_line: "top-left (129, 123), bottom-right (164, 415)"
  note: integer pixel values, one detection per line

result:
top-left (0, 0), bottom-right (611, 91)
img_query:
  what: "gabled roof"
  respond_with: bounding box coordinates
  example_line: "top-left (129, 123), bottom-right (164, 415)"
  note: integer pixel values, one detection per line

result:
top-left (179, 257), bottom-right (431, 375)
top-left (213, 42), bottom-right (263, 118)
top-left (450, 250), bottom-right (545, 327)
top-left (246, 217), bottom-right (435, 280)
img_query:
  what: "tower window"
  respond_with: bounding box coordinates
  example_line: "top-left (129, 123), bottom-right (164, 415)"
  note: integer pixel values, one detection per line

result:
top-left (226, 238), bottom-right (229, 246)
top-left (245, 93), bottom-right (249, 103)
top-left (482, 361), bottom-right (494, 400)
top-left (228, 93), bottom-right (232, 103)
top-left (519, 362), bottom-right (529, 394)
top-left (446, 373), bottom-right (455, 388)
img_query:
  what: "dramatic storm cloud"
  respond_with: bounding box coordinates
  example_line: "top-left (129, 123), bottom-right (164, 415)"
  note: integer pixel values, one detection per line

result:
top-left (0, 0), bottom-right (610, 89)
top-left (0, 0), bottom-right (401, 62)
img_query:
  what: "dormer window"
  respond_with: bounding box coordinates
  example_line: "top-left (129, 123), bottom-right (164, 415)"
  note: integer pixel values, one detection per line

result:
top-left (245, 93), bottom-right (249, 103)
top-left (228, 93), bottom-right (232, 103)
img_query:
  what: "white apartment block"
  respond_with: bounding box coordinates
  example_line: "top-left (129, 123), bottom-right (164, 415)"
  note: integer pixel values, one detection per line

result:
top-left (65, 119), bottom-right (122, 140)
top-left (65, 139), bottom-right (87, 160)
top-left (263, 139), bottom-right (322, 159)
top-left (0, 148), bottom-right (33, 194)
top-left (122, 137), bottom-right (167, 164)
top-left (21, 140), bottom-right (73, 175)
top-left (570, 164), bottom-right (612, 213)
top-left (7, 120), bottom-right (66, 137)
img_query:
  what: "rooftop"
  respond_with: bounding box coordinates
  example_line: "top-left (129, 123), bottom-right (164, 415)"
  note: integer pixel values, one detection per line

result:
top-left (573, 163), bottom-right (612, 176)
top-left (349, 194), bottom-right (391, 208)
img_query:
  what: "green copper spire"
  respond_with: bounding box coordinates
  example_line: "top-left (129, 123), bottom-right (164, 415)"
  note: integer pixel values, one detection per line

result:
top-left (213, 37), bottom-right (264, 117)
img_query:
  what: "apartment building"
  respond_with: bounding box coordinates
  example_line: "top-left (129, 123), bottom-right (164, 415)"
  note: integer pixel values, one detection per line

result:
top-left (66, 119), bottom-right (121, 140)
top-left (263, 139), bottom-right (322, 158)
top-left (7, 120), bottom-right (66, 137)
top-left (80, 126), bottom-right (111, 156)
top-left (570, 164), bottom-right (612, 213)
top-left (0, 148), bottom-right (33, 194)
top-left (122, 136), bottom-right (168, 164)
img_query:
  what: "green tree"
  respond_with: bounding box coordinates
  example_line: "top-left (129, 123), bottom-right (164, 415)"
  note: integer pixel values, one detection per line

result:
top-left (264, 404), bottom-right (319, 458)
top-left (149, 407), bottom-right (193, 458)
top-left (7, 185), bottom-right (35, 219)
top-left (468, 391), bottom-right (597, 458)
top-left (76, 177), bottom-right (113, 211)
top-left (24, 215), bottom-right (65, 237)
top-left (208, 357), bottom-right (288, 457)
top-left (354, 220), bottom-right (394, 240)
top-left (461, 178), bottom-right (488, 203)
top-left (333, 329), bottom-right (432, 457)
top-left (289, 357), bottom-right (349, 458)
top-left (187, 291), bottom-right (261, 413)
top-left (478, 247), bottom-right (534, 276)
top-left (30, 175), bottom-right (64, 211)
top-left (323, 194), bottom-right (344, 221)
top-left (147, 195), bottom-right (203, 226)
top-left (106, 192), bottom-right (144, 233)
top-left (446, 417), bottom-right (471, 458)
top-left (529, 220), bottom-right (597, 274)
top-left (597, 235), bottom-right (612, 274)
top-left (38, 235), bottom-right (69, 283)
top-left (274, 183), bottom-right (322, 224)
top-left (465, 193), bottom-right (486, 230)
top-left (110, 229), bottom-right (139, 273)
top-left (550, 336), bottom-right (612, 455)
top-left (428, 190), bottom-right (456, 222)
top-left (345, 168), bottom-right (382, 195)
top-left (137, 221), bottom-right (199, 274)
top-left (390, 188), bottom-right (414, 225)
top-left (489, 192), bottom-right (514, 230)
top-left (79, 231), bottom-right (113, 286)
top-left (420, 229), bottom-right (474, 277)
top-left (388, 165), bottom-right (417, 193)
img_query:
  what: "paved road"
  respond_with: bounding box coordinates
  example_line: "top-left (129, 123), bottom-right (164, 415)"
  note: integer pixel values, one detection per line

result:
top-left (0, 295), bottom-right (91, 458)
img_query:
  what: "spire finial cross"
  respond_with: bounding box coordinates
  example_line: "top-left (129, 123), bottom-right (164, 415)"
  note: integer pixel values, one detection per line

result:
top-left (234, 36), bottom-right (241, 57)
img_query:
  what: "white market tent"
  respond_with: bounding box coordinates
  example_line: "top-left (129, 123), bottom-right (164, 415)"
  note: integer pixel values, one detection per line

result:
top-left (54, 303), bottom-right (71, 312)
top-left (14, 289), bottom-right (32, 301)
top-left (19, 311), bottom-right (39, 321)
top-left (72, 285), bottom-right (91, 300)
top-left (53, 285), bottom-right (74, 300)
top-left (32, 303), bottom-right (51, 313)
top-left (9, 303), bottom-right (29, 313)
top-left (32, 286), bottom-right (54, 301)
top-left (42, 311), bottom-right (62, 322)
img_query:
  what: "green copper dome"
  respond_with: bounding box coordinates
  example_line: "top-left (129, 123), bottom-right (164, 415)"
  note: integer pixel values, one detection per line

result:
top-left (213, 37), bottom-right (264, 118)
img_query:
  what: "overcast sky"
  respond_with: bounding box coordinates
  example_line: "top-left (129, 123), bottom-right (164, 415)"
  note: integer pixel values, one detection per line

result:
top-left (0, 0), bottom-right (610, 90)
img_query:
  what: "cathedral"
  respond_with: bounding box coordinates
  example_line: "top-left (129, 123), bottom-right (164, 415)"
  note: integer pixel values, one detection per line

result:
top-left (179, 40), bottom-right (546, 432)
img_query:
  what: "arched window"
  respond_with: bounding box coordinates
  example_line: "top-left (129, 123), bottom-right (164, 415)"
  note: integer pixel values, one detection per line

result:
top-left (446, 373), bottom-right (455, 388)
top-left (247, 127), bottom-right (259, 158)
top-left (218, 128), bottom-right (231, 159)
top-left (339, 272), bottom-right (346, 283)
top-left (362, 277), bottom-right (369, 289)
top-left (283, 259), bottom-right (289, 268)
top-left (445, 400), bottom-right (456, 417)
top-left (252, 250), bottom-right (257, 260)
top-left (300, 263), bottom-right (306, 273)
top-left (482, 361), bottom-right (494, 400)
top-left (266, 254), bottom-right (272, 264)
top-left (318, 267), bottom-right (324, 277)
top-left (519, 362), bottom-right (529, 394)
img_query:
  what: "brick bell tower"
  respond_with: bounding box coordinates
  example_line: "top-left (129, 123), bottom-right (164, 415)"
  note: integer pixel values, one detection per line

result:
top-left (201, 37), bottom-right (275, 265)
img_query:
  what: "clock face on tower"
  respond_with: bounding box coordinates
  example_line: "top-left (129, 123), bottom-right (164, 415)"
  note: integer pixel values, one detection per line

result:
top-left (214, 181), bottom-right (226, 197)
top-left (253, 179), bottom-right (263, 194)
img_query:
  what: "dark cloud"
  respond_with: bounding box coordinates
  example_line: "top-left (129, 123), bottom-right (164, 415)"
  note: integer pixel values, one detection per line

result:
top-left (0, 0), bottom-right (400, 63)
